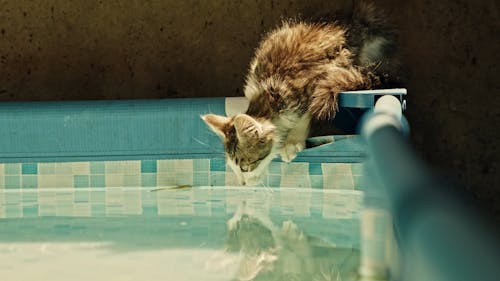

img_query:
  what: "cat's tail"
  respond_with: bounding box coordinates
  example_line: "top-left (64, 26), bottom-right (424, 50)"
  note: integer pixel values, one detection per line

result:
top-left (350, 1), bottom-right (404, 87)
top-left (349, 1), bottom-right (398, 67)
top-left (352, 1), bottom-right (387, 29)
top-left (309, 66), bottom-right (371, 120)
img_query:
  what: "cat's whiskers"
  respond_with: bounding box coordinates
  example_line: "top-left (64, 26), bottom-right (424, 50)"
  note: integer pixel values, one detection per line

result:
top-left (191, 137), bottom-right (224, 154)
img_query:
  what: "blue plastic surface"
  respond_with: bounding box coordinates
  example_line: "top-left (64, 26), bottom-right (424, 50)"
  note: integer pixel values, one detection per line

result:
top-left (0, 98), bottom-right (226, 162)
top-left (339, 88), bottom-right (407, 109)
top-left (0, 89), bottom-right (406, 163)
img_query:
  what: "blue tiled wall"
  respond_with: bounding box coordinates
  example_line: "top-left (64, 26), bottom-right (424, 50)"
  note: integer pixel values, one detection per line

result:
top-left (0, 159), bottom-right (363, 190)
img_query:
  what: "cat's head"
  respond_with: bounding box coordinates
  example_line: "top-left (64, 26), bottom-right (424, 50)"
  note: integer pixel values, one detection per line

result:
top-left (201, 113), bottom-right (277, 185)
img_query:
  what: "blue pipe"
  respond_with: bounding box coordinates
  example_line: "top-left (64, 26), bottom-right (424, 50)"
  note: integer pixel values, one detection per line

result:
top-left (361, 96), bottom-right (500, 281)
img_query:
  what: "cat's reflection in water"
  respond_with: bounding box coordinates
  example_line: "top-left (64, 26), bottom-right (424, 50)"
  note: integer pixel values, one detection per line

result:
top-left (206, 202), bottom-right (360, 281)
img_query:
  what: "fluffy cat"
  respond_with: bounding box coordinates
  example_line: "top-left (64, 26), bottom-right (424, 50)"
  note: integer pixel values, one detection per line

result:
top-left (202, 2), bottom-right (401, 185)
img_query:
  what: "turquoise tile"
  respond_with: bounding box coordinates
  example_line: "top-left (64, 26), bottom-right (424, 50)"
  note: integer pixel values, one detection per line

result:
top-left (22, 175), bottom-right (37, 189)
top-left (90, 175), bottom-right (105, 188)
top-left (210, 172), bottom-right (225, 186)
top-left (141, 174), bottom-right (157, 187)
top-left (193, 159), bottom-right (209, 172)
top-left (141, 160), bottom-right (157, 173)
top-left (23, 206), bottom-right (39, 217)
top-left (22, 163), bottom-right (38, 174)
top-left (268, 175), bottom-right (281, 187)
top-left (74, 175), bottom-right (90, 188)
top-left (5, 164), bottom-right (21, 175)
top-left (309, 163), bottom-right (322, 175)
top-left (268, 162), bottom-right (281, 174)
top-left (5, 175), bottom-right (20, 189)
top-left (210, 159), bottom-right (226, 172)
top-left (310, 175), bottom-right (324, 189)
top-left (193, 172), bottom-right (209, 186)
top-left (90, 162), bottom-right (105, 174)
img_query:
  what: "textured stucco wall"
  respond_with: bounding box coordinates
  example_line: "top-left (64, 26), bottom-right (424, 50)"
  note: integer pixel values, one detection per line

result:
top-left (1, 1), bottom-right (499, 213)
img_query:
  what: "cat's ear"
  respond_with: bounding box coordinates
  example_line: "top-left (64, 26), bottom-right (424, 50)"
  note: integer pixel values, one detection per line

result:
top-left (233, 114), bottom-right (262, 141)
top-left (233, 114), bottom-right (275, 142)
top-left (201, 114), bottom-right (231, 139)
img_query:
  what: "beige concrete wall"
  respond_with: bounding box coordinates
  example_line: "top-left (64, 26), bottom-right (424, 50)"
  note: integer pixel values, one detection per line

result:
top-left (1, 1), bottom-right (499, 215)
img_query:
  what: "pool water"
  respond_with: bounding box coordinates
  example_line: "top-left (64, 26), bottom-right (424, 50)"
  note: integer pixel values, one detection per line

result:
top-left (0, 187), bottom-right (363, 281)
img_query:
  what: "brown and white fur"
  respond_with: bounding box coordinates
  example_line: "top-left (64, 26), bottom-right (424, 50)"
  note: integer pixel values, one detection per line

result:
top-left (202, 2), bottom-right (402, 185)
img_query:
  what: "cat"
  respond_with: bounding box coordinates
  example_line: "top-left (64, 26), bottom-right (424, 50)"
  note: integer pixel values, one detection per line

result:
top-left (201, 2), bottom-right (402, 185)
top-left (205, 201), bottom-right (360, 281)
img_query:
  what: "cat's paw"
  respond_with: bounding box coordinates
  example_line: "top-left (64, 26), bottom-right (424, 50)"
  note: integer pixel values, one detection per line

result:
top-left (280, 143), bottom-right (304, 163)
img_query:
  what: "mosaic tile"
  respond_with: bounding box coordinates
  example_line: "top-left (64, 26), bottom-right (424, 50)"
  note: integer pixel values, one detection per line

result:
top-left (193, 159), bottom-right (209, 172)
top-left (21, 175), bottom-right (37, 189)
top-left (74, 175), bottom-right (90, 188)
top-left (55, 163), bottom-right (73, 174)
top-left (123, 175), bottom-right (140, 187)
top-left (210, 172), bottom-right (225, 186)
top-left (280, 175), bottom-right (311, 188)
top-left (74, 190), bottom-right (90, 203)
top-left (90, 162), bottom-right (105, 174)
top-left (38, 163), bottom-right (56, 174)
top-left (22, 163), bottom-right (37, 174)
top-left (141, 160), bottom-right (157, 173)
top-left (193, 172), bottom-right (209, 186)
top-left (310, 175), bottom-right (324, 189)
top-left (22, 206), bottom-right (38, 217)
top-left (0, 159), bottom-right (361, 189)
top-left (73, 203), bottom-right (91, 217)
top-left (105, 160), bottom-right (141, 175)
top-left (141, 173), bottom-right (157, 187)
top-left (209, 158), bottom-right (225, 172)
top-left (268, 175), bottom-right (281, 187)
top-left (157, 173), bottom-right (176, 186)
top-left (22, 191), bottom-right (37, 202)
top-left (105, 174), bottom-right (124, 187)
top-left (157, 159), bottom-right (175, 173)
top-left (309, 163), bottom-right (323, 175)
top-left (5, 206), bottom-right (22, 218)
top-left (282, 162), bottom-right (309, 175)
top-left (5, 176), bottom-right (20, 189)
top-left (268, 162), bottom-right (281, 175)
top-left (90, 175), bottom-right (105, 188)
top-left (175, 172), bottom-right (193, 186)
top-left (72, 162), bottom-right (90, 175)
top-left (5, 164), bottom-right (21, 175)
top-left (38, 175), bottom-right (73, 188)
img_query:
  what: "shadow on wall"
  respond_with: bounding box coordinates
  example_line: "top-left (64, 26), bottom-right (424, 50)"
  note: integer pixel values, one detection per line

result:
top-left (0, 0), bottom-right (353, 101)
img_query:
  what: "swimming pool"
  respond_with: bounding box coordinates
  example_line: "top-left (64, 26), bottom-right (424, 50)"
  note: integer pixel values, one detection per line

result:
top-left (0, 90), bottom-right (407, 280)
top-left (1, 187), bottom-right (365, 281)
